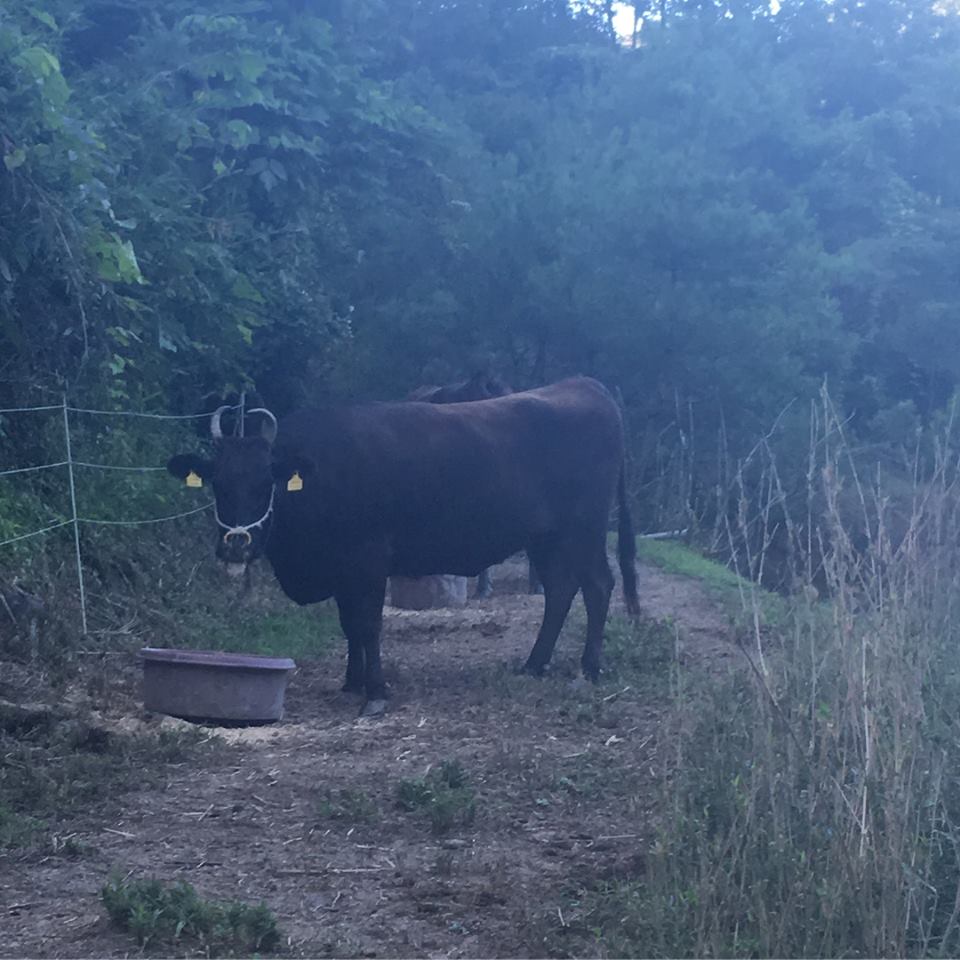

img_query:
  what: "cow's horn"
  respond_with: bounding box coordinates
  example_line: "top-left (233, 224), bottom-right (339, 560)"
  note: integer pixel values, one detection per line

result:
top-left (210, 405), bottom-right (232, 441)
top-left (248, 408), bottom-right (278, 444)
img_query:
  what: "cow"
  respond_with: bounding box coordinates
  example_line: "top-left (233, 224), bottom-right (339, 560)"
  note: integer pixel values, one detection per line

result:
top-left (167, 377), bottom-right (640, 717)
top-left (406, 371), bottom-right (539, 598)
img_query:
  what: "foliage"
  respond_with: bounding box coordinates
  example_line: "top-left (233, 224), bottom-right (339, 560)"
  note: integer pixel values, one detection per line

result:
top-left (101, 874), bottom-right (280, 955)
top-left (1, 0), bottom-right (959, 541)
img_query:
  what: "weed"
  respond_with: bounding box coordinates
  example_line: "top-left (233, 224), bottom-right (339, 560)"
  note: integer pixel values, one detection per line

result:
top-left (437, 758), bottom-right (469, 789)
top-left (315, 787), bottom-right (376, 822)
top-left (396, 778), bottom-right (433, 810)
top-left (0, 801), bottom-right (40, 849)
top-left (50, 832), bottom-right (89, 857)
top-left (101, 874), bottom-right (280, 955)
top-left (396, 760), bottom-right (476, 833)
top-left (602, 614), bottom-right (675, 688)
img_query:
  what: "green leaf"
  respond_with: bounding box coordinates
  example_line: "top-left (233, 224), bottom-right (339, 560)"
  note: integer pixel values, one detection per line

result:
top-left (29, 8), bottom-right (58, 30)
top-left (91, 233), bottom-right (146, 285)
top-left (158, 327), bottom-right (178, 353)
top-left (237, 51), bottom-right (268, 82)
top-left (230, 274), bottom-right (265, 303)
top-left (224, 119), bottom-right (257, 148)
top-left (14, 45), bottom-right (60, 78)
top-left (3, 148), bottom-right (26, 172)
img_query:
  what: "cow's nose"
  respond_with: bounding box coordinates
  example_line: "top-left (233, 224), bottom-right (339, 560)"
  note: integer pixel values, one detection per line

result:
top-left (223, 529), bottom-right (252, 547)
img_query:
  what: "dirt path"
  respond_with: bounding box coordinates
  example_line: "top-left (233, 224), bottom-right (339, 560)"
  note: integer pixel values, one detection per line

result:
top-left (2, 556), bottom-right (734, 958)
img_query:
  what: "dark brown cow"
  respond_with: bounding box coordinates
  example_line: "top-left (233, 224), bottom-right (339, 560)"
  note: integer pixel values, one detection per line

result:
top-left (168, 377), bottom-right (639, 716)
top-left (406, 372), bottom-right (538, 597)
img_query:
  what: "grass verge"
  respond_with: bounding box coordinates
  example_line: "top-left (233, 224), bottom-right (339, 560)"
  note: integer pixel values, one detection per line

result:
top-left (549, 399), bottom-right (960, 958)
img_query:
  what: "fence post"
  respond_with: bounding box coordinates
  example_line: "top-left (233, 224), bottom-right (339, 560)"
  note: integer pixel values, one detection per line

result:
top-left (62, 395), bottom-right (88, 635)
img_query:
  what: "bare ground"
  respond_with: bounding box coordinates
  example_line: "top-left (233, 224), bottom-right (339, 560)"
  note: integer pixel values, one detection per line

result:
top-left (1, 556), bottom-right (736, 958)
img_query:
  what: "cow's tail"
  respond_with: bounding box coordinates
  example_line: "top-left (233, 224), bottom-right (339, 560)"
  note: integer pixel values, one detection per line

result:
top-left (617, 463), bottom-right (640, 616)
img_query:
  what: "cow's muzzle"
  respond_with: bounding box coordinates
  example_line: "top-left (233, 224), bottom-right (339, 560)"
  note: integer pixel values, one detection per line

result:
top-left (213, 486), bottom-right (276, 560)
top-left (222, 528), bottom-right (253, 547)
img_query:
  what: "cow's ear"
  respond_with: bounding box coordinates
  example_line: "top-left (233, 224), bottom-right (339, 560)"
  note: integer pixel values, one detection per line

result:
top-left (168, 454), bottom-right (214, 488)
top-left (272, 454), bottom-right (315, 491)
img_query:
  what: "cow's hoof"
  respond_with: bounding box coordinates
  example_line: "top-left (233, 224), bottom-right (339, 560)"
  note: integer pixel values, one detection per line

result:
top-left (474, 589), bottom-right (493, 600)
top-left (342, 680), bottom-right (365, 695)
top-left (517, 661), bottom-right (546, 677)
top-left (359, 699), bottom-right (387, 718)
top-left (569, 675), bottom-right (591, 692)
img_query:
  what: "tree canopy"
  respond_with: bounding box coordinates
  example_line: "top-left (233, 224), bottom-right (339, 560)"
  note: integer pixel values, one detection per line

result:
top-left (2, 0), bottom-right (959, 522)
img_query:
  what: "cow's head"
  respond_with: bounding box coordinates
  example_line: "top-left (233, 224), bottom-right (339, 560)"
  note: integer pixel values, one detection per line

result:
top-left (167, 406), bottom-right (311, 576)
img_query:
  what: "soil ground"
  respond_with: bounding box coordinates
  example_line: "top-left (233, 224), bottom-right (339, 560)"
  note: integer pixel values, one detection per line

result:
top-left (1, 555), bottom-right (736, 958)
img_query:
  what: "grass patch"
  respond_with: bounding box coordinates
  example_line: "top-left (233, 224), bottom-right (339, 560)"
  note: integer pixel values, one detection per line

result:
top-left (635, 538), bottom-right (743, 593)
top-left (0, 801), bottom-right (41, 849)
top-left (396, 759), bottom-right (476, 833)
top-left (603, 614), bottom-right (675, 689)
top-left (177, 603), bottom-right (340, 660)
top-left (101, 875), bottom-right (280, 955)
top-left (631, 536), bottom-right (789, 628)
top-left (315, 787), bottom-right (377, 822)
top-left (0, 711), bottom-right (207, 847)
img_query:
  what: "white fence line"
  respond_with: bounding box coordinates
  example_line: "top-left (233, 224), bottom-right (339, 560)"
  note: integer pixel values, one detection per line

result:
top-left (0, 404), bottom-right (62, 414)
top-left (66, 406), bottom-right (225, 420)
top-left (78, 503), bottom-right (214, 526)
top-left (0, 519), bottom-right (74, 549)
top-left (0, 461), bottom-right (69, 478)
top-left (73, 462), bottom-right (167, 472)
top-left (0, 395), bottom-right (225, 634)
top-left (1, 395), bottom-right (690, 634)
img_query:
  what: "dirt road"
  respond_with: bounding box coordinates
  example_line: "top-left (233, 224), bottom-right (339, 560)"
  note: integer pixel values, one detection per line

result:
top-left (2, 555), bottom-right (734, 958)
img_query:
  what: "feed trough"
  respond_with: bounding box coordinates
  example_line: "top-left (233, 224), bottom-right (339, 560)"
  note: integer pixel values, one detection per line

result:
top-left (390, 574), bottom-right (468, 610)
top-left (141, 647), bottom-right (296, 725)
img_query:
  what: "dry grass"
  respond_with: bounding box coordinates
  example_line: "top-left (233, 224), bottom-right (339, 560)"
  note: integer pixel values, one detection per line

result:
top-left (548, 389), bottom-right (960, 957)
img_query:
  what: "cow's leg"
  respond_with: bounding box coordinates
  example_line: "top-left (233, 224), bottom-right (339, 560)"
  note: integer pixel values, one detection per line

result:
top-left (336, 582), bottom-right (388, 716)
top-left (475, 567), bottom-right (493, 599)
top-left (527, 554), bottom-right (543, 595)
top-left (522, 546), bottom-right (579, 675)
top-left (342, 634), bottom-right (365, 694)
top-left (578, 541), bottom-right (615, 682)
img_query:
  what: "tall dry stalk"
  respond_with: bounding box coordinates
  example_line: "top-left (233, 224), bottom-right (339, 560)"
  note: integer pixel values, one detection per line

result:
top-left (599, 388), bottom-right (960, 957)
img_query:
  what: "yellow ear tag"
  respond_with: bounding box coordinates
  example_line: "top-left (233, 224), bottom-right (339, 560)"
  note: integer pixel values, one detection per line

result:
top-left (185, 470), bottom-right (203, 488)
top-left (287, 471), bottom-right (303, 493)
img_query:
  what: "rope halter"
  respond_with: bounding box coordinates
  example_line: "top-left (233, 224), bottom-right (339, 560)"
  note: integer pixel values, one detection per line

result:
top-left (215, 485), bottom-right (276, 546)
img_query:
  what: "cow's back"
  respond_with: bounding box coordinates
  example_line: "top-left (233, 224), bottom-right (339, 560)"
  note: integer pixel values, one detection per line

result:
top-left (272, 378), bottom-right (623, 577)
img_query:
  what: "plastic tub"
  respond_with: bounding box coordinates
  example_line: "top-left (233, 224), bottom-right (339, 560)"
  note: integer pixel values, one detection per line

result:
top-left (141, 647), bottom-right (296, 725)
